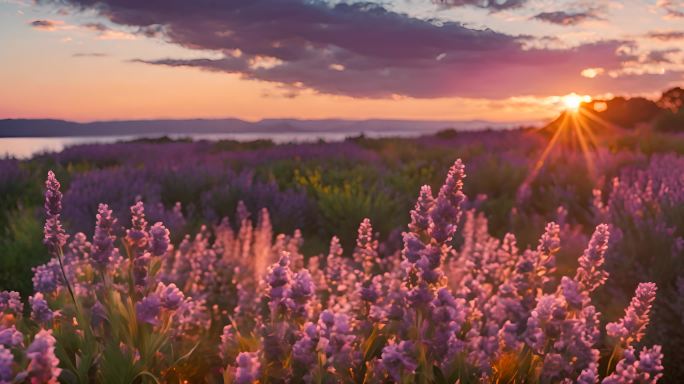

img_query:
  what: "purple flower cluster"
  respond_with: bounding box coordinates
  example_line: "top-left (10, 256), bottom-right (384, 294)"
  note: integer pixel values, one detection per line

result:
top-left (0, 291), bottom-right (23, 315)
top-left (25, 330), bottom-right (61, 383)
top-left (606, 282), bottom-right (657, 347)
top-left (234, 352), bottom-right (260, 384)
top-left (29, 293), bottom-right (53, 325)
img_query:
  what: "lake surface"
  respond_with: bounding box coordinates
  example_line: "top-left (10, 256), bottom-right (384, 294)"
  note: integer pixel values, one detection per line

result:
top-left (0, 130), bottom-right (429, 159)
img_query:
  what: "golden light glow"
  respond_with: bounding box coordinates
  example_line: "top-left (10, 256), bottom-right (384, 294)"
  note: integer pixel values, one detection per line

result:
top-left (580, 67), bottom-right (604, 79)
top-left (523, 95), bottom-right (619, 191)
top-left (562, 93), bottom-right (592, 112)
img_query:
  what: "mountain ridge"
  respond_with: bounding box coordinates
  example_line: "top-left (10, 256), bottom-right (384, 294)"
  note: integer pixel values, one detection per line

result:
top-left (0, 118), bottom-right (542, 138)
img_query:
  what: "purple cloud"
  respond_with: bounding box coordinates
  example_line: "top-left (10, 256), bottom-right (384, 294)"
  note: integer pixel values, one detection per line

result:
top-left (643, 49), bottom-right (680, 64)
top-left (646, 30), bottom-right (684, 41)
top-left (29, 19), bottom-right (61, 30)
top-left (533, 10), bottom-right (601, 26)
top-left (38, 0), bottom-right (680, 98)
top-left (432, 0), bottom-right (527, 11)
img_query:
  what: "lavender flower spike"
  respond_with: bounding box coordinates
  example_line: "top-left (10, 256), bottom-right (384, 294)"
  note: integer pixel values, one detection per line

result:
top-left (606, 282), bottom-right (657, 347)
top-left (43, 171), bottom-right (68, 252)
top-left (0, 345), bottom-right (13, 383)
top-left (126, 201), bottom-right (149, 249)
top-left (0, 291), bottom-right (23, 315)
top-left (575, 224), bottom-right (610, 292)
top-left (380, 340), bottom-right (418, 381)
top-left (25, 329), bottom-right (61, 383)
top-left (409, 185), bottom-right (434, 234)
top-left (602, 345), bottom-right (664, 384)
top-left (44, 171), bottom-right (62, 218)
top-left (91, 203), bottom-right (117, 269)
top-left (149, 222), bottom-right (170, 257)
top-left (29, 293), bottom-right (54, 325)
top-left (156, 283), bottom-right (185, 310)
top-left (136, 293), bottom-right (162, 325)
top-left (234, 352), bottom-right (260, 384)
top-left (429, 159), bottom-right (466, 244)
top-left (0, 326), bottom-right (23, 348)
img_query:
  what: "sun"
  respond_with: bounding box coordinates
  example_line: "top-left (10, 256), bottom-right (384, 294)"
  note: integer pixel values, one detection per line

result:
top-left (562, 93), bottom-right (592, 112)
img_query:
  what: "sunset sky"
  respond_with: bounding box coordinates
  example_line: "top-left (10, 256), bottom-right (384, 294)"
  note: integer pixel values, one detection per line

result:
top-left (1, 0), bottom-right (683, 122)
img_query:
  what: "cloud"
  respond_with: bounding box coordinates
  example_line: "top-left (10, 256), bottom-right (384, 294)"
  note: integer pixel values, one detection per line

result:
top-left (432, 0), bottom-right (527, 11)
top-left (657, 0), bottom-right (684, 18)
top-left (581, 67), bottom-right (604, 78)
top-left (29, 19), bottom-right (63, 30)
top-left (72, 52), bottom-right (108, 57)
top-left (82, 22), bottom-right (136, 40)
top-left (643, 49), bottom-right (680, 64)
top-left (532, 10), bottom-right (601, 26)
top-left (38, 0), bottom-right (675, 98)
top-left (645, 30), bottom-right (684, 41)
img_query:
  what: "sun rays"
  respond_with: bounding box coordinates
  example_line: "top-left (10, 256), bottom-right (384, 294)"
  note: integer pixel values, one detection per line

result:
top-left (522, 98), bottom-right (615, 190)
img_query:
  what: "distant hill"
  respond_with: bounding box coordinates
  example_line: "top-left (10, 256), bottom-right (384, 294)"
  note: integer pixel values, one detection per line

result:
top-left (0, 118), bottom-right (539, 138)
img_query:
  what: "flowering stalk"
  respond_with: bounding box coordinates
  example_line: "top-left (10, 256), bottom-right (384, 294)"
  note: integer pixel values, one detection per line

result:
top-left (43, 171), bottom-right (77, 308)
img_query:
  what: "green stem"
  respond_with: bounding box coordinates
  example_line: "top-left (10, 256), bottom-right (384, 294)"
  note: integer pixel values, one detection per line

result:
top-left (606, 345), bottom-right (619, 377)
top-left (56, 247), bottom-right (79, 312)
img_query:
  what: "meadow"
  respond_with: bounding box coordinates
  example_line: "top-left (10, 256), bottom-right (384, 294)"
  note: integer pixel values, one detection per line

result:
top-left (1, 121), bottom-right (684, 382)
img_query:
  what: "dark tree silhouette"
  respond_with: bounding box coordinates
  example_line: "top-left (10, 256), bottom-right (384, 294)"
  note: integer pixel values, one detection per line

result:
top-left (658, 87), bottom-right (684, 113)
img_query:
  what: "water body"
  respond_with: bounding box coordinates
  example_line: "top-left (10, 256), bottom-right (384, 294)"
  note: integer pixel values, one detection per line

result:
top-left (0, 130), bottom-right (433, 159)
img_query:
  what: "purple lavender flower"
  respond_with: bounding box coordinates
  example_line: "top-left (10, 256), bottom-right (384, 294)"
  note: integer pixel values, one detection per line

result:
top-left (43, 171), bottom-right (69, 252)
top-left (156, 283), bottom-right (184, 310)
top-left (536, 222), bottom-right (560, 277)
top-left (25, 329), bottom-right (61, 383)
top-left (136, 294), bottom-right (161, 325)
top-left (289, 270), bottom-right (314, 317)
top-left (91, 203), bottom-right (117, 269)
top-left (407, 282), bottom-right (434, 307)
top-left (402, 232), bottom-right (425, 264)
top-left (380, 340), bottom-right (418, 381)
top-left (0, 291), bottom-right (23, 315)
top-left (29, 293), bottom-right (53, 324)
top-left (430, 287), bottom-right (466, 360)
top-left (292, 322), bottom-right (319, 367)
top-left (31, 260), bottom-right (61, 294)
top-left (428, 159), bottom-right (466, 244)
top-left (560, 276), bottom-right (584, 309)
top-left (359, 275), bottom-right (383, 304)
top-left (0, 326), bottom-right (23, 348)
top-left (126, 201), bottom-right (149, 250)
top-left (576, 363), bottom-right (599, 384)
top-left (0, 344), bottom-right (13, 383)
top-left (353, 218), bottom-right (378, 276)
top-left (265, 254), bottom-right (292, 314)
top-left (234, 352), bottom-right (260, 384)
top-left (44, 171), bottom-right (62, 217)
top-left (316, 311), bottom-right (357, 369)
top-left (606, 282), bottom-right (657, 347)
top-left (408, 185), bottom-right (434, 234)
top-left (149, 222), bottom-right (170, 257)
top-left (575, 224), bottom-right (610, 292)
top-left (603, 345), bottom-right (664, 384)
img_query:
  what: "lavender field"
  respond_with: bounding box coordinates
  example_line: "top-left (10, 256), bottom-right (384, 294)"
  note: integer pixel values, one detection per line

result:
top-left (5, 0), bottom-right (684, 380)
top-left (1, 114), bottom-right (684, 383)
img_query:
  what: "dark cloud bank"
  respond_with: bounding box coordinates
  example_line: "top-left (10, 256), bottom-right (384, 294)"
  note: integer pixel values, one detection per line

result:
top-left (40, 0), bottom-right (682, 98)
top-left (532, 10), bottom-right (600, 26)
